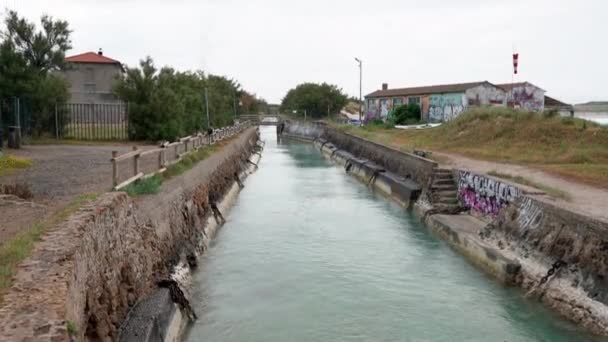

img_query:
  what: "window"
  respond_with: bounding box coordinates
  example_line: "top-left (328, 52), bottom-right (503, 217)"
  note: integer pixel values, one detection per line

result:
top-left (85, 67), bottom-right (95, 83)
top-left (393, 98), bottom-right (403, 107)
top-left (408, 97), bottom-right (420, 105)
top-left (84, 84), bottom-right (97, 93)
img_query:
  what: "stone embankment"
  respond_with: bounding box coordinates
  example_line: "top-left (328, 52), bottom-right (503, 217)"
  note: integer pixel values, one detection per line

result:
top-left (281, 120), bottom-right (608, 336)
top-left (0, 127), bottom-right (261, 342)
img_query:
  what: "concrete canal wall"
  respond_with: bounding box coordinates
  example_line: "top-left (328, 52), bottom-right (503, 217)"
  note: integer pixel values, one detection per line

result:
top-left (0, 128), bottom-right (261, 342)
top-left (282, 120), bottom-right (608, 336)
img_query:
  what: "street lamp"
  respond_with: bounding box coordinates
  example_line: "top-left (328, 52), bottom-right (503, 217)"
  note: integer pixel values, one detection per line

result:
top-left (354, 57), bottom-right (362, 123)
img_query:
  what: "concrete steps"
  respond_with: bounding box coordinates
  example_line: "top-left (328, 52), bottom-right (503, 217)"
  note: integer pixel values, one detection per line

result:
top-left (430, 168), bottom-right (460, 207)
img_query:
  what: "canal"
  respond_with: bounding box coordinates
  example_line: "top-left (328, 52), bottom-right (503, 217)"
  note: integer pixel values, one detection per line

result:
top-left (185, 126), bottom-right (597, 341)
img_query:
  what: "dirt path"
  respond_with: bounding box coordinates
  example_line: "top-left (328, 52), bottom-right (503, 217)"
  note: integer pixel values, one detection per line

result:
top-left (0, 143), bottom-right (155, 244)
top-left (435, 151), bottom-right (608, 223)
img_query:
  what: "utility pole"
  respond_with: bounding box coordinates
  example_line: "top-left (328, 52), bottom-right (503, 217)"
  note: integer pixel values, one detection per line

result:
top-left (233, 94), bottom-right (237, 121)
top-left (355, 57), bottom-right (362, 123)
top-left (304, 109), bottom-right (307, 121)
top-left (205, 88), bottom-right (210, 129)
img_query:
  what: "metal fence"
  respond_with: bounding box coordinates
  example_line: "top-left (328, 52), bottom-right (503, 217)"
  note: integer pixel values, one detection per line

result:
top-left (0, 98), bottom-right (128, 141)
top-left (59, 103), bottom-right (128, 140)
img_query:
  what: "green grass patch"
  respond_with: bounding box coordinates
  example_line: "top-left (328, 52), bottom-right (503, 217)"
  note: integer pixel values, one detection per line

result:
top-left (162, 145), bottom-right (216, 180)
top-left (487, 170), bottom-right (572, 201)
top-left (123, 145), bottom-right (218, 197)
top-left (123, 175), bottom-right (162, 196)
top-left (0, 154), bottom-right (33, 176)
top-left (66, 320), bottom-right (78, 336)
top-left (0, 192), bottom-right (99, 303)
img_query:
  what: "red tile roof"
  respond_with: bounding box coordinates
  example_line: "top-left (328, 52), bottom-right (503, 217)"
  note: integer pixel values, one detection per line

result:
top-left (65, 52), bottom-right (121, 65)
top-left (365, 81), bottom-right (490, 98)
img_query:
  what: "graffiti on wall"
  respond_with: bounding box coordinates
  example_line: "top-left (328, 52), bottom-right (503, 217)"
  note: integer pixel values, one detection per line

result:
top-left (429, 94), bottom-right (466, 122)
top-left (516, 197), bottom-right (544, 231)
top-left (465, 84), bottom-right (506, 106)
top-left (507, 84), bottom-right (544, 112)
top-left (458, 171), bottom-right (521, 216)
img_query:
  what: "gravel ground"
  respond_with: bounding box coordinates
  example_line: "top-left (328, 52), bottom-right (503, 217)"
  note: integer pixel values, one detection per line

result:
top-left (0, 143), bottom-right (157, 244)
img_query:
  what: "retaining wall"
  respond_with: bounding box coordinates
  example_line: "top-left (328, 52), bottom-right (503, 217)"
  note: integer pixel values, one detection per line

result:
top-left (314, 139), bottom-right (422, 207)
top-left (452, 170), bottom-right (608, 335)
top-left (282, 120), bottom-right (437, 189)
top-left (0, 128), bottom-right (260, 341)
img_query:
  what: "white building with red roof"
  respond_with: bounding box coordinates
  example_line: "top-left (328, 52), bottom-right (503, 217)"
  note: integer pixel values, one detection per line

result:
top-left (62, 49), bottom-right (124, 104)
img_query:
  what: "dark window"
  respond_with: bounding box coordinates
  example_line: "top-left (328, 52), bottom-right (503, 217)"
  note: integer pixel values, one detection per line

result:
top-left (408, 97), bottom-right (420, 105)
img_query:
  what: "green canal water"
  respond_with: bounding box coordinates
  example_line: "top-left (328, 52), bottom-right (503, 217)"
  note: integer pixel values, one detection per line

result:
top-left (185, 127), bottom-right (599, 342)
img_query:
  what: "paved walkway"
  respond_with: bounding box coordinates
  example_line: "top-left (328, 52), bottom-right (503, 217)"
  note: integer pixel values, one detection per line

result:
top-left (435, 151), bottom-right (608, 224)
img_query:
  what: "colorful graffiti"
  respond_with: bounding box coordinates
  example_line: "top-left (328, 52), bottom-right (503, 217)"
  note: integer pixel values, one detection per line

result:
top-left (429, 93), bottom-right (466, 122)
top-left (458, 171), bottom-right (521, 216)
top-left (507, 84), bottom-right (544, 112)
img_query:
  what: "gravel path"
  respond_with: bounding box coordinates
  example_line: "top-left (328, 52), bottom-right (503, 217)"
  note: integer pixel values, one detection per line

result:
top-left (435, 151), bottom-right (608, 224)
top-left (0, 143), bottom-right (156, 243)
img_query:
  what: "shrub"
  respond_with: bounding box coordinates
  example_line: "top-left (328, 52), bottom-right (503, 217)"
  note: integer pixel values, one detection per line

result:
top-left (391, 103), bottom-right (421, 125)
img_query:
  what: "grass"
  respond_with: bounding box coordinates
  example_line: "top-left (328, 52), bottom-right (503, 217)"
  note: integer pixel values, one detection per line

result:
top-left (0, 154), bottom-right (33, 176)
top-left (63, 123), bottom-right (128, 140)
top-left (123, 144), bottom-right (218, 197)
top-left (123, 175), bottom-right (162, 196)
top-left (66, 320), bottom-right (78, 336)
top-left (163, 145), bottom-right (217, 179)
top-left (341, 107), bottom-right (608, 188)
top-left (487, 170), bottom-right (572, 201)
top-left (0, 192), bottom-right (99, 303)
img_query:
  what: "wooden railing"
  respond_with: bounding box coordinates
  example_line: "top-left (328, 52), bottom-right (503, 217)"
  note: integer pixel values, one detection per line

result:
top-left (111, 121), bottom-right (252, 190)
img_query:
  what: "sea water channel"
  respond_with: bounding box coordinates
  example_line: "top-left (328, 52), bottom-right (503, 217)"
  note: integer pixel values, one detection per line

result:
top-left (185, 126), bottom-right (598, 342)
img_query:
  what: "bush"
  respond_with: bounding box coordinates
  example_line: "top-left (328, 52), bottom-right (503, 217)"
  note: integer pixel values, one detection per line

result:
top-left (391, 103), bottom-right (421, 125)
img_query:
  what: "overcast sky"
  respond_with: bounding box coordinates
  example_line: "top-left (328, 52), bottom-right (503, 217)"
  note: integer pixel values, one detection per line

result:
top-left (2, 0), bottom-right (607, 104)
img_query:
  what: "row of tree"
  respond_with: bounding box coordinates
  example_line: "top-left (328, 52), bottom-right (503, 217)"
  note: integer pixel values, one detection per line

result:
top-left (280, 82), bottom-right (349, 119)
top-left (114, 57), bottom-right (267, 140)
top-left (0, 10), bottom-right (267, 140)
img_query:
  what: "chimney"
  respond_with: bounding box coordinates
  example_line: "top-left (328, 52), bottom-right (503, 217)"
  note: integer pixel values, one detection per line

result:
top-left (98, 48), bottom-right (103, 56)
top-left (382, 83), bottom-right (388, 90)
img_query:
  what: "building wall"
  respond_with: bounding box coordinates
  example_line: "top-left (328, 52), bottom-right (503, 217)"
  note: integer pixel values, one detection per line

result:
top-left (63, 62), bottom-right (123, 104)
top-left (506, 83), bottom-right (545, 111)
top-left (428, 93), bottom-right (467, 122)
top-left (465, 84), bottom-right (506, 106)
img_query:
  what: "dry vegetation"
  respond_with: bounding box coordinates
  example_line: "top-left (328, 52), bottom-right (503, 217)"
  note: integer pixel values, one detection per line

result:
top-left (342, 107), bottom-right (608, 188)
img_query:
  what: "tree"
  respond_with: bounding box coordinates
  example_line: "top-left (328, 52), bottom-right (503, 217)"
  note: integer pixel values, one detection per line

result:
top-left (114, 56), bottom-right (253, 140)
top-left (0, 11), bottom-right (71, 136)
top-left (280, 82), bottom-right (348, 118)
top-left (3, 10), bottom-right (71, 73)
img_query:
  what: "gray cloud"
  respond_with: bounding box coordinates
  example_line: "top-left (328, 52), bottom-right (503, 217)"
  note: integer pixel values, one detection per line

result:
top-left (3, 0), bottom-right (606, 104)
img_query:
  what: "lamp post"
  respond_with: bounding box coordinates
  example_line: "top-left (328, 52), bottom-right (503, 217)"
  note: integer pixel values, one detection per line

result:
top-left (354, 57), bottom-right (362, 123)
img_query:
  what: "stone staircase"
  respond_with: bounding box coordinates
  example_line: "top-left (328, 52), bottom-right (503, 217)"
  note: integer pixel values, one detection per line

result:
top-left (430, 168), bottom-right (460, 210)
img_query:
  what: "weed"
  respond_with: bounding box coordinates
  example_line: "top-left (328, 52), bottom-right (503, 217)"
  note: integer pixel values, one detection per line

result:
top-left (123, 175), bottom-right (162, 196)
top-left (66, 320), bottom-right (78, 336)
top-left (0, 154), bottom-right (32, 176)
top-left (1, 183), bottom-right (33, 199)
top-left (0, 193), bottom-right (99, 303)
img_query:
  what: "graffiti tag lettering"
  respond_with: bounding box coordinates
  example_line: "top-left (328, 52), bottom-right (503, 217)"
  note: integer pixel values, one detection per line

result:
top-left (457, 171), bottom-right (521, 216)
